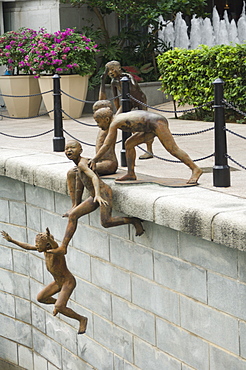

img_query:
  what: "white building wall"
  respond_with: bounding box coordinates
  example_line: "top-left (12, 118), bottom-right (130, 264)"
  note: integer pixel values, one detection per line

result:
top-left (0, 1), bottom-right (4, 34)
top-left (2, 0), bottom-right (60, 32)
top-left (2, 1), bottom-right (118, 35)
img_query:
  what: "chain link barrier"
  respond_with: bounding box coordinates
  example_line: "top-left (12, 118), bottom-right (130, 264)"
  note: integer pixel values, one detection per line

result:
top-left (225, 127), bottom-right (246, 140)
top-left (223, 99), bottom-right (246, 118)
top-left (129, 93), bottom-right (246, 170)
top-left (127, 93), bottom-right (215, 162)
top-left (61, 109), bottom-right (98, 127)
top-left (0, 128), bottom-right (54, 139)
top-left (128, 93), bottom-right (214, 114)
top-left (220, 99), bottom-right (246, 169)
top-left (62, 127), bottom-right (122, 148)
top-left (3, 83), bottom-right (246, 171)
top-left (0, 110), bottom-right (54, 120)
top-left (0, 87), bottom-right (217, 162)
top-left (0, 89), bottom-right (54, 120)
top-left (225, 154), bottom-right (246, 170)
top-left (63, 128), bottom-right (96, 147)
top-left (172, 126), bottom-right (214, 137)
top-left (0, 89), bottom-right (52, 98)
top-left (137, 145), bottom-right (214, 163)
top-left (60, 89), bottom-right (121, 104)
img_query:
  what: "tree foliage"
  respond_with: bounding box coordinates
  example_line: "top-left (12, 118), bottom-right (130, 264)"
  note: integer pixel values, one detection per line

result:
top-left (65, 0), bottom-right (207, 20)
top-left (62, 0), bottom-right (207, 83)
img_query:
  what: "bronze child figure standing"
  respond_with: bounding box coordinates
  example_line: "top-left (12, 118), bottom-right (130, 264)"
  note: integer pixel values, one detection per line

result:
top-left (99, 60), bottom-right (154, 159)
top-left (1, 228), bottom-right (88, 334)
top-left (99, 60), bottom-right (147, 114)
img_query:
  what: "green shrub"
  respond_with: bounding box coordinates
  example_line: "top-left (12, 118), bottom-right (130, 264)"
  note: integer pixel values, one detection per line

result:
top-left (157, 45), bottom-right (246, 121)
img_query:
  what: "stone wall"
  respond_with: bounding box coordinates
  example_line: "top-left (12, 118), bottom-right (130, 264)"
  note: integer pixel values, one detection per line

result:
top-left (1, 150), bottom-right (246, 369)
top-left (2, 0), bottom-right (118, 35)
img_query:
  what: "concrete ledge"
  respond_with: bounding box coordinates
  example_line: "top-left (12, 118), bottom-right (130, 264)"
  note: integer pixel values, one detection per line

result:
top-left (1, 148), bottom-right (246, 251)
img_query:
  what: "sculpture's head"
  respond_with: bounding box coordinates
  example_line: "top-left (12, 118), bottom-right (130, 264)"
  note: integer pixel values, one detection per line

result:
top-left (105, 60), bottom-right (122, 78)
top-left (35, 228), bottom-right (54, 252)
top-left (93, 107), bottom-right (114, 130)
top-left (65, 140), bottom-right (82, 161)
top-left (93, 100), bottom-right (113, 113)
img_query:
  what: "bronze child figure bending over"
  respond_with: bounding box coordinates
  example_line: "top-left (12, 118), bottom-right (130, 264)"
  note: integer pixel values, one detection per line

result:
top-left (1, 228), bottom-right (88, 334)
top-left (90, 109), bottom-right (203, 185)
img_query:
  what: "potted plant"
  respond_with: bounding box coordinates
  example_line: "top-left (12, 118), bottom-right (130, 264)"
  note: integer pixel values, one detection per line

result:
top-left (27, 28), bottom-right (99, 119)
top-left (0, 27), bottom-right (42, 118)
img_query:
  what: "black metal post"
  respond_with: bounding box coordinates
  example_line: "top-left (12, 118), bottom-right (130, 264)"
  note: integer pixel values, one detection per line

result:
top-left (213, 78), bottom-right (230, 187)
top-left (120, 76), bottom-right (131, 167)
top-left (53, 74), bottom-right (65, 152)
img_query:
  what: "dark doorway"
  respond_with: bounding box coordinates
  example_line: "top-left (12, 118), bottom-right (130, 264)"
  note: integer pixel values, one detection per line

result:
top-left (206, 0), bottom-right (243, 21)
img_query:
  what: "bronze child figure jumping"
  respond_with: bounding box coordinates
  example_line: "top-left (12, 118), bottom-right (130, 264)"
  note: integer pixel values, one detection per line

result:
top-left (1, 228), bottom-right (88, 334)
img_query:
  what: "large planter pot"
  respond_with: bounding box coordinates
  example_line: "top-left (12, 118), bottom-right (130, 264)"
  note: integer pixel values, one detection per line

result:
top-left (0, 75), bottom-right (42, 118)
top-left (138, 81), bottom-right (171, 106)
top-left (38, 74), bottom-right (89, 120)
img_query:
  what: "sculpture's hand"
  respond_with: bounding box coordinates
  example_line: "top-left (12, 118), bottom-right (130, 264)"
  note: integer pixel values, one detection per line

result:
top-left (88, 159), bottom-right (97, 172)
top-left (46, 246), bottom-right (67, 255)
top-left (100, 66), bottom-right (108, 81)
top-left (93, 196), bottom-right (108, 207)
top-left (1, 230), bottom-right (12, 242)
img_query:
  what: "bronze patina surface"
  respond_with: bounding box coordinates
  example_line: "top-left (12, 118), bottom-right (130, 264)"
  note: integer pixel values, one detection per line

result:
top-left (1, 229), bottom-right (88, 334)
top-left (90, 109), bottom-right (202, 185)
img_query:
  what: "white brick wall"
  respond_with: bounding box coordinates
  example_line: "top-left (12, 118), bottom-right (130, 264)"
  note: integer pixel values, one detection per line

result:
top-left (1, 172), bottom-right (246, 369)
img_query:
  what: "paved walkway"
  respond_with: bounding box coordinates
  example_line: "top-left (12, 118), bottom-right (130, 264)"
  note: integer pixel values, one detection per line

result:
top-left (1, 101), bottom-right (246, 199)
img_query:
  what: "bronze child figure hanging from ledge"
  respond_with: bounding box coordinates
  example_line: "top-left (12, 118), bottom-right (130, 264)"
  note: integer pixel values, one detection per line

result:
top-left (53, 139), bottom-right (144, 256)
top-left (1, 228), bottom-right (88, 334)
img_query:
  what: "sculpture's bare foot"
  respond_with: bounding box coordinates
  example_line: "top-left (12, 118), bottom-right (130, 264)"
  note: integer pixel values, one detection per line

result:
top-left (139, 152), bottom-right (153, 160)
top-left (132, 218), bottom-right (145, 236)
top-left (187, 167), bottom-right (203, 184)
top-left (78, 316), bottom-right (88, 335)
top-left (62, 206), bottom-right (76, 218)
top-left (116, 174), bottom-right (137, 181)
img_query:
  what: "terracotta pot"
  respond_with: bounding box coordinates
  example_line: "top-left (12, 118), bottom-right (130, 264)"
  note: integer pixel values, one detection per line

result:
top-left (0, 75), bottom-right (42, 118)
top-left (38, 74), bottom-right (89, 119)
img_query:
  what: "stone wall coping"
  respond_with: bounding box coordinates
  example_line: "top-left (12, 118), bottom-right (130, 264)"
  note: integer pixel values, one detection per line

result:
top-left (1, 148), bottom-right (246, 251)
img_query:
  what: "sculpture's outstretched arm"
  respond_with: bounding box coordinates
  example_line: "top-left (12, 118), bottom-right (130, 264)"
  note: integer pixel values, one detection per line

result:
top-left (1, 230), bottom-right (37, 251)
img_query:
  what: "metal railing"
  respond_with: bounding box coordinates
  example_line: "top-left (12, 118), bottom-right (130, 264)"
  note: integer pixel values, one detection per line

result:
top-left (2, 74), bottom-right (246, 187)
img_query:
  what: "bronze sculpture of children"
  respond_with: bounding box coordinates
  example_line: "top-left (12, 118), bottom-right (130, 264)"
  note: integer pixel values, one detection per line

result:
top-left (90, 108), bottom-right (203, 184)
top-left (56, 140), bottom-right (144, 255)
